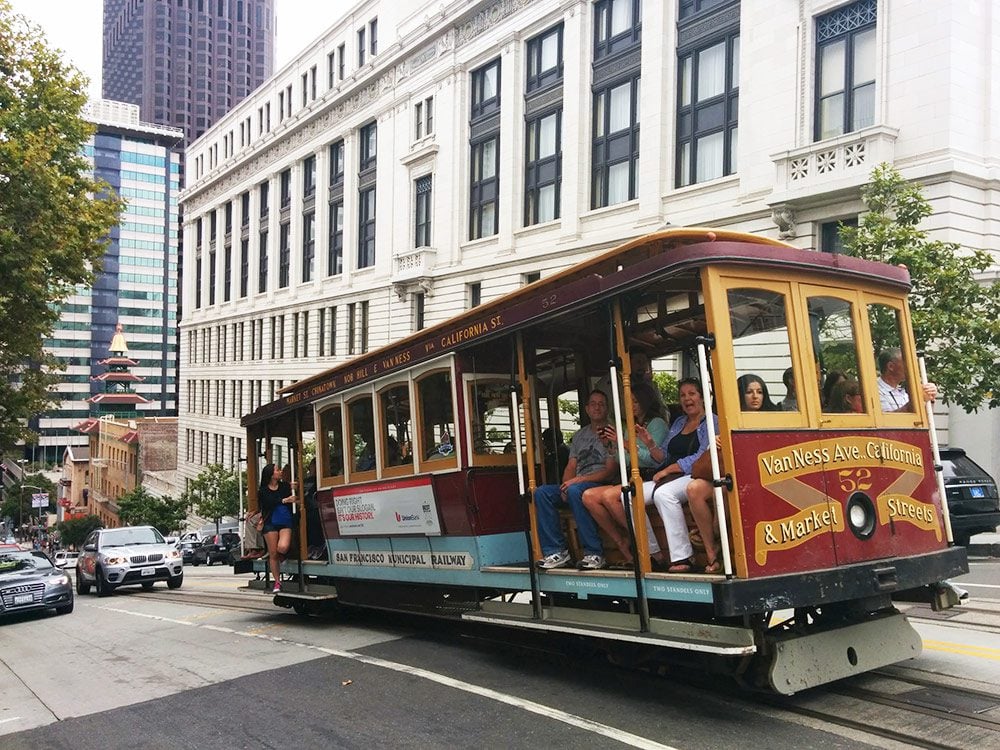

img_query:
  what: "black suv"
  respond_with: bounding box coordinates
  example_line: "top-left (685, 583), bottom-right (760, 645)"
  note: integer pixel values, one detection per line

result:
top-left (940, 447), bottom-right (1000, 545)
top-left (191, 532), bottom-right (241, 566)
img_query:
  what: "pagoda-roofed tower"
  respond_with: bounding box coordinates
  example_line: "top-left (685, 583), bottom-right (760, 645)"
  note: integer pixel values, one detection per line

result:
top-left (86, 322), bottom-right (150, 416)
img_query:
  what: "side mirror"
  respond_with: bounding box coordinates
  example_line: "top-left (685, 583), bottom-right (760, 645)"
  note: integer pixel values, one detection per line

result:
top-left (84, 543), bottom-right (96, 552)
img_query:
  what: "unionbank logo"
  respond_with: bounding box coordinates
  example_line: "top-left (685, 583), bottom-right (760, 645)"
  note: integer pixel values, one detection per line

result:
top-left (395, 512), bottom-right (420, 522)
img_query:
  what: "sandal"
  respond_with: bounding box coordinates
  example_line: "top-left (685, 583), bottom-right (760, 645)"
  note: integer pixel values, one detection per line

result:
top-left (667, 560), bottom-right (693, 573)
top-left (703, 558), bottom-right (723, 574)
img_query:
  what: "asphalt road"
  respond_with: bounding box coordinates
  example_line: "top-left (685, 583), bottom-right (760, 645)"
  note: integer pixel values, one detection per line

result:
top-left (1, 561), bottom-right (998, 749)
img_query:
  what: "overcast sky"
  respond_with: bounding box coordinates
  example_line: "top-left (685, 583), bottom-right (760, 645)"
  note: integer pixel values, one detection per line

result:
top-left (9, 0), bottom-right (345, 100)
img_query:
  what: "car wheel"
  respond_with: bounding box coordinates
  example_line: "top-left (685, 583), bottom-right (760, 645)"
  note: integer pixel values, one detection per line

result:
top-left (141, 581), bottom-right (155, 590)
top-left (292, 602), bottom-right (310, 616)
top-left (95, 567), bottom-right (115, 598)
top-left (75, 567), bottom-right (91, 595)
top-left (55, 600), bottom-right (74, 615)
top-left (166, 574), bottom-right (183, 590)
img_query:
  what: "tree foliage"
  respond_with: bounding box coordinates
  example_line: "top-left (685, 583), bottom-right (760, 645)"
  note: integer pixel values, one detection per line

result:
top-left (840, 164), bottom-right (1000, 411)
top-left (181, 464), bottom-right (240, 533)
top-left (0, 472), bottom-right (56, 526)
top-left (0, 2), bottom-right (124, 449)
top-left (116, 486), bottom-right (188, 536)
top-left (54, 514), bottom-right (102, 549)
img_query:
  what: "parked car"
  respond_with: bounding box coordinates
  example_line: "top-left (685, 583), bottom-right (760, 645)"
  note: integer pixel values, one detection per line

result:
top-left (941, 447), bottom-right (1000, 546)
top-left (76, 526), bottom-right (183, 596)
top-left (178, 540), bottom-right (201, 565)
top-left (0, 549), bottom-right (74, 618)
top-left (53, 550), bottom-right (80, 569)
top-left (191, 532), bottom-right (241, 566)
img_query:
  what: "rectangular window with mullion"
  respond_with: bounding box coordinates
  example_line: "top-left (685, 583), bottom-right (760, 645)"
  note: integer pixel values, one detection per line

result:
top-left (328, 201), bottom-right (343, 275)
top-left (526, 24), bottom-right (563, 92)
top-left (676, 32), bottom-right (739, 187)
top-left (814, 0), bottom-right (876, 141)
top-left (469, 135), bottom-right (500, 239)
top-left (524, 110), bottom-right (562, 225)
top-left (359, 122), bottom-right (377, 172)
top-left (358, 188), bottom-right (376, 269)
top-left (594, 0), bottom-right (641, 60)
top-left (329, 140), bottom-right (344, 186)
top-left (591, 76), bottom-right (640, 208)
top-left (278, 222), bottom-right (290, 288)
top-left (223, 244), bottom-right (232, 302)
top-left (470, 59), bottom-right (501, 121)
top-left (258, 229), bottom-right (268, 293)
top-left (302, 212), bottom-right (315, 282)
top-left (414, 175), bottom-right (433, 248)
top-left (239, 238), bottom-right (249, 297)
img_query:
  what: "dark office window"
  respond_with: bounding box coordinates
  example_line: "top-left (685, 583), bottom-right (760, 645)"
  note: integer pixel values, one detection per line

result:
top-left (358, 27), bottom-right (366, 66)
top-left (258, 229), bottom-right (268, 293)
top-left (208, 248), bottom-right (216, 304)
top-left (224, 202), bottom-right (233, 233)
top-left (259, 180), bottom-right (269, 217)
top-left (360, 300), bottom-right (369, 353)
top-left (469, 282), bottom-right (482, 308)
top-left (676, 22), bottom-right (739, 187)
top-left (471, 59), bottom-right (500, 120)
top-left (329, 140), bottom-right (344, 185)
top-left (594, 0), bottom-right (641, 60)
top-left (327, 51), bottom-right (335, 88)
top-left (239, 238), bottom-right (249, 297)
top-left (820, 216), bottom-right (858, 254)
top-left (469, 136), bottom-right (499, 239)
top-left (195, 254), bottom-right (203, 308)
top-left (524, 110), bottom-right (561, 225)
top-left (280, 168), bottom-right (291, 208)
top-left (526, 24), bottom-right (563, 92)
top-left (303, 155), bottom-right (316, 197)
top-left (359, 122), bottom-right (377, 171)
top-left (815, 0), bottom-right (876, 141)
top-left (223, 244), bottom-right (232, 301)
top-left (358, 188), bottom-right (376, 269)
top-left (328, 201), bottom-right (344, 275)
top-left (302, 212), bottom-right (315, 282)
top-left (278, 222), bottom-right (290, 288)
top-left (414, 175), bottom-right (432, 247)
top-left (240, 191), bottom-right (250, 226)
top-left (592, 75), bottom-right (640, 208)
top-left (337, 43), bottom-right (345, 79)
top-left (369, 19), bottom-right (378, 56)
top-left (414, 292), bottom-right (425, 331)
top-left (348, 302), bottom-right (356, 355)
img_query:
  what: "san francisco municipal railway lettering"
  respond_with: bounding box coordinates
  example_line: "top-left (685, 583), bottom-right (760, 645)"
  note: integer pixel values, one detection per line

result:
top-left (333, 550), bottom-right (475, 570)
top-left (759, 437), bottom-right (923, 483)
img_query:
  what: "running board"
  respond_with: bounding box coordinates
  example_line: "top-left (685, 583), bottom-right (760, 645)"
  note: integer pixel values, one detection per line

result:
top-left (462, 601), bottom-right (756, 655)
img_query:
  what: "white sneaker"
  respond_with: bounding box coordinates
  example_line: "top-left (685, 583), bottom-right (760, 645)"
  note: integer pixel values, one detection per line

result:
top-left (536, 550), bottom-right (571, 569)
top-left (578, 554), bottom-right (606, 570)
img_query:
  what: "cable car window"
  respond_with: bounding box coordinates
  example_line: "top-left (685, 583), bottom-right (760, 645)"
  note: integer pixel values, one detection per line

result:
top-left (807, 295), bottom-right (866, 413)
top-left (318, 405), bottom-right (345, 483)
top-left (727, 289), bottom-right (797, 412)
top-left (417, 371), bottom-right (457, 468)
top-left (867, 302), bottom-right (913, 413)
top-left (347, 396), bottom-right (376, 477)
top-left (467, 377), bottom-right (518, 465)
top-left (379, 384), bottom-right (412, 469)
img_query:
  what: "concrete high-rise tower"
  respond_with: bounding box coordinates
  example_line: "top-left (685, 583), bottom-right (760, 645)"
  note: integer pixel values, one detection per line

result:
top-left (102, 0), bottom-right (275, 143)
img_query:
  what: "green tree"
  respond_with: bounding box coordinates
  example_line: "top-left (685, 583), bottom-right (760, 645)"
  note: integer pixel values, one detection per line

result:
top-left (840, 164), bottom-right (1000, 411)
top-left (0, 2), bottom-right (124, 449)
top-left (0, 473), bottom-right (56, 532)
top-left (54, 514), bottom-right (102, 549)
top-left (117, 486), bottom-right (189, 536)
top-left (652, 372), bottom-right (679, 408)
top-left (181, 464), bottom-right (239, 534)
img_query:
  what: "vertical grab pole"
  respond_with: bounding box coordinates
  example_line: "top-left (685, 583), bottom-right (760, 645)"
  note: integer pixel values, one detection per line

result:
top-left (293, 411), bottom-right (305, 592)
top-left (919, 356), bottom-right (954, 545)
top-left (514, 333), bottom-right (543, 619)
top-left (695, 336), bottom-right (733, 578)
top-left (610, 302), bottom-right (650, 632)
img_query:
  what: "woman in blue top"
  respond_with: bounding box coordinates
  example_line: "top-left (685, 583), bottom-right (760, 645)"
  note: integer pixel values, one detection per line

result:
top-left (644, 378), bottom-right (718, 573)
top-left (581, 382), bottom-right (669, 567)
top-left (258, 463), bottom-right (296, 593)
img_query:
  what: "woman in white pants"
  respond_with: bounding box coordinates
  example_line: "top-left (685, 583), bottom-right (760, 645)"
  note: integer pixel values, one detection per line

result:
top-left (644, 378), bottom-right (717, 573)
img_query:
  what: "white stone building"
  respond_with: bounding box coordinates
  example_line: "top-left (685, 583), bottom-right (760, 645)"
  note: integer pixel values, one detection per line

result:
top-left (178, 0), bottom-right (1000, 484)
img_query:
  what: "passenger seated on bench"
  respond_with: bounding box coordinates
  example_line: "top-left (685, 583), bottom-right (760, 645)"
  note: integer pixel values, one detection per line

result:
top-left (685, 436), bottom-right (723, 574)
top-left (581, 382), bottom-right (669, 568)
top-left (645, 378), bottom-right (718, 573)
top-left (534, 390), bottom-right (617, 571)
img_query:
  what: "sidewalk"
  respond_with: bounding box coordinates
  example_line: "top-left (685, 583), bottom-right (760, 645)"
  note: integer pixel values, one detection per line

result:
top-left (967, 530), bottom-right (1000, 558)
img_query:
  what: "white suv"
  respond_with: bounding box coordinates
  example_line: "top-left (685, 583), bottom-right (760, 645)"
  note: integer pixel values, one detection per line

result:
top-left (53, 550), bottom-right (80, 569)
top-left (76, 526), bottom-right (183, 596)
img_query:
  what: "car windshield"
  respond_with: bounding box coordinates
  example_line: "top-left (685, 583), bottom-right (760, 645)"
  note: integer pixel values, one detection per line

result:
top-left (100, 527), bottom-right (165, 548)
top-left (941, 454), bottom-right (991, 482)
top-left (0, 550), bottom-right (54, 572)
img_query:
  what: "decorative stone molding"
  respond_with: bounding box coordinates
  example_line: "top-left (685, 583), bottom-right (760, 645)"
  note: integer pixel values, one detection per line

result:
top-left (771, 205), bottom-right (798, 240)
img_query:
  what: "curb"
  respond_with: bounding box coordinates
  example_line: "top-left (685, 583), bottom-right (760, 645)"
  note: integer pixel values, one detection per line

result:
top-left (966, 542), bottom-right (1000, 558)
